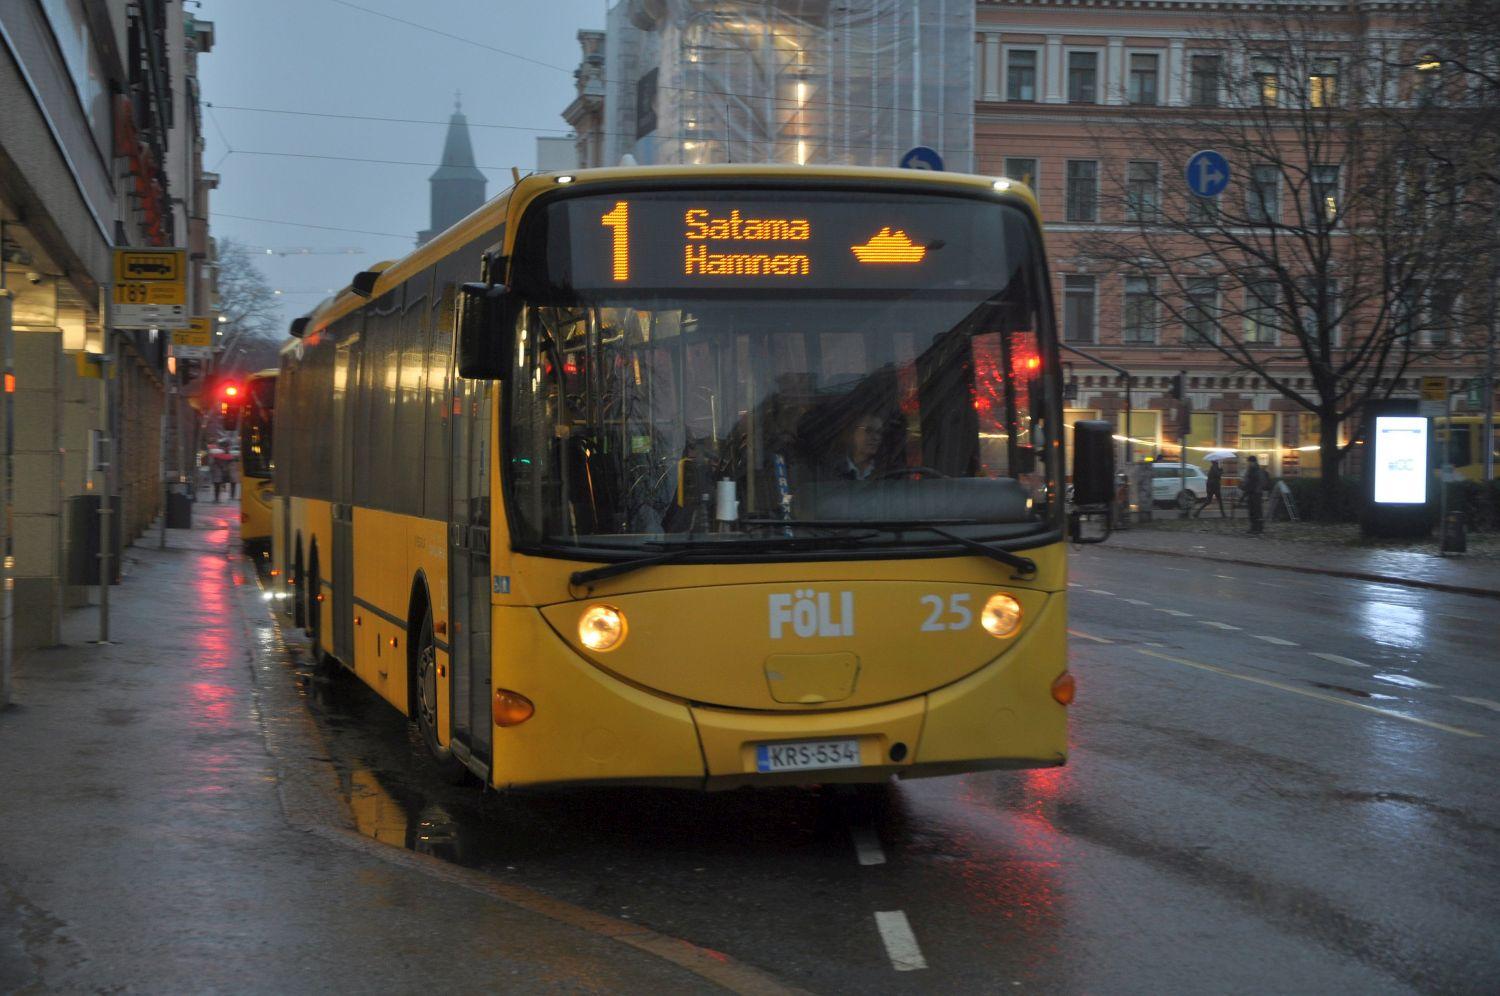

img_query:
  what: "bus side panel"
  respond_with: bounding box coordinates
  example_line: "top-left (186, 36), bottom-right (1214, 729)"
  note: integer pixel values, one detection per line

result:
top-left (240, 475), bottom-right (273, 548)
top-left (488, 606), bottom-right (703, 789)
top-left (916, 592), bottom-right (1068, 768)
top-left (351, 506), bottom-right (410, 712)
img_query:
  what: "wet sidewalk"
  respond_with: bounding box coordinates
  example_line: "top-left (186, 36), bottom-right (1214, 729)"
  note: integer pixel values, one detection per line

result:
top-left (1097, 520), bottom-right (1500, 599)
top-left (0, 500), bottom-right (767, 993)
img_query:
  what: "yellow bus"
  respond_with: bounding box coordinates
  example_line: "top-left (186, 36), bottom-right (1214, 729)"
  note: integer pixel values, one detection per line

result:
top-left (239, 368), bottom-right (277, 554)
top-left (271, 164), bottom-right (1107, 790)
top-left (1435, 415), bottom-right (1499, 482)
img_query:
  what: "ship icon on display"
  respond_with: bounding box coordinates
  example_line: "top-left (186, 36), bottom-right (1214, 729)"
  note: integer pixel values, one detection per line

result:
top-left (850, 228), bottom-right (927, 264)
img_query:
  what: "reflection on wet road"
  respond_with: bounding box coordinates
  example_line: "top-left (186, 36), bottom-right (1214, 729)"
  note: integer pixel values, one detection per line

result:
top-left (256, 548), bottom-right (1500, 993)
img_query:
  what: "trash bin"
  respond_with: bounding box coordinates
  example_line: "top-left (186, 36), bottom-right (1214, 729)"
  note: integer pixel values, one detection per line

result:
top-left (167, 487), bottom-right (193, 529)
top-left (1441, 511), bottom-right (1466, 554)
top-left (65, 495), bottom-right (122, 585)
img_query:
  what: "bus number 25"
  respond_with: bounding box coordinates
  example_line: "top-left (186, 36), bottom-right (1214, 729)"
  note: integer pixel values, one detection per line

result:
top-left (920, 594), bottom-right (972, 632)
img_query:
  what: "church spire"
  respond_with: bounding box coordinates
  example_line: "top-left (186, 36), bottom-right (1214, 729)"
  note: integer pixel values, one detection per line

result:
top-left (418, 97), bottom-right (488, 244)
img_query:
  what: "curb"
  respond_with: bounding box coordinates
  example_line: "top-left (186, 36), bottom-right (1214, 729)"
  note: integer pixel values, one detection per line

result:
top-left (229, 537), bottom-right (809, 996)
top-left (1094, 541), bottom-right (1500, 601)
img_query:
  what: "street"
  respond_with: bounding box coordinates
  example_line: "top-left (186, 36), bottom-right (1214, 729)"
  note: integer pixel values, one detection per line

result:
top-left (266, 545), bottom-right (1500, 994)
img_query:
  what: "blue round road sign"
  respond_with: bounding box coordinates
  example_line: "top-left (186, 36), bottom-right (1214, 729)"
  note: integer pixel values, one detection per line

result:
top-left (1186, 150), bottom-right (1230, 198)
top-left (899, 146), bottom-right (944, 172)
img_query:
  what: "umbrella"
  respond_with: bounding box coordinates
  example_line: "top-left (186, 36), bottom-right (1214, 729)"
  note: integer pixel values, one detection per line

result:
top-left (1203, 449), bottom-right (1237, 462)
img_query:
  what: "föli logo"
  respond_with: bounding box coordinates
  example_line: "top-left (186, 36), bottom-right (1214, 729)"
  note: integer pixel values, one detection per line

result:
top-left (768, 590), bottom-right (855, 639)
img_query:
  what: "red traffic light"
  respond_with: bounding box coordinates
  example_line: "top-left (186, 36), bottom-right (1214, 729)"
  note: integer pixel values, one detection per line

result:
top-left (222, 383), bottom-right (240, 398)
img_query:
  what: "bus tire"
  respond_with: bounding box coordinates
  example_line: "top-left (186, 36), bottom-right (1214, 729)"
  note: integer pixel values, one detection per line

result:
top-left (413, 607), bottom-right (472, 785)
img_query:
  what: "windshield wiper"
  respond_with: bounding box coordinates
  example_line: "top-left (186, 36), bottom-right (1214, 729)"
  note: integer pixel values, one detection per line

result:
top-left (925, 526), bottom-right (1037, 579)
top-left (743, 518), bottom-right (1037, 578)
top-left (568, 533), bottom-right (878, 589)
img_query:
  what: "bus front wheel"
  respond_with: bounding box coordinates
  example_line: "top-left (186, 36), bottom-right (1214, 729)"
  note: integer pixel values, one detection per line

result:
top-left (414, 609), bottom-right (472, 785)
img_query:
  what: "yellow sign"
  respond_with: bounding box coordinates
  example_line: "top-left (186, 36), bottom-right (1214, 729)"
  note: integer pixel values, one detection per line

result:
top-left (114, 249), bottom-right (184, 282)
top-left (112, 248), bottom-right (187, 328)
top-left (171, 316), bottom-right (214, 358)
top-left (1420, 376), bottom-right (1448, 402)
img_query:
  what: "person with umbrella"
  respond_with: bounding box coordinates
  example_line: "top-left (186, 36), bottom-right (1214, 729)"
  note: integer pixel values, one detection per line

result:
top-left (1194, 451), bottom-right (1231, 518)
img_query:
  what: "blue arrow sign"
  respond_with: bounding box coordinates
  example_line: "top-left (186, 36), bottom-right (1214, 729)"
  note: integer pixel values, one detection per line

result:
top-left (1186, 150), bottom-right (1230, 198)
top-left (899, 146), bottom-right (944, 172)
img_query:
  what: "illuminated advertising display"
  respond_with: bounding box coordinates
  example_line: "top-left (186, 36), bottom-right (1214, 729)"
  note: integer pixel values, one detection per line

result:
top-left (1372, 416), bottom-right (1428, 505)
top-left (537, 191), bottom-right (1019, 294)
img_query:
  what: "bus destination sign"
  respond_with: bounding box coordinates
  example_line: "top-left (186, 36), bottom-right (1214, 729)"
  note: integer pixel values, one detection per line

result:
top-left (556, 192), bottom-right (1010, 293)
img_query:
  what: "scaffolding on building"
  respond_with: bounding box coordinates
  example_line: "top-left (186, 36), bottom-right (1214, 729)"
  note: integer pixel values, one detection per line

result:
top-left (604, 0), bottom-right (972, 171)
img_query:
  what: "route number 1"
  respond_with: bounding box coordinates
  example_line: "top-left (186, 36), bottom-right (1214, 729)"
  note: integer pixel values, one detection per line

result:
top-left (600, 201), bottom-right (630, 282)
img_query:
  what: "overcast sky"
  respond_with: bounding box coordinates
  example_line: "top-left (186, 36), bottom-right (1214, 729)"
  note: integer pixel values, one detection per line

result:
top-left (197, 0), bottom-right (608, 327)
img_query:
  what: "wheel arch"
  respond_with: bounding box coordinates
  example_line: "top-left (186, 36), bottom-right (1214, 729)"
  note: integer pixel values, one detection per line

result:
top-left (406, 569), bottom-right (435, 720)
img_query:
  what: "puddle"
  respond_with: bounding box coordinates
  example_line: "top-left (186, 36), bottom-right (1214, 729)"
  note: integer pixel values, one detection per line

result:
top-left (1307, 681), bottom-right (1397, 701)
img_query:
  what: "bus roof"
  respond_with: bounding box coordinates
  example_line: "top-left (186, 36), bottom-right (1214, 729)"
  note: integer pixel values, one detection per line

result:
top-left (298, 163), bottom-right (1038, 339)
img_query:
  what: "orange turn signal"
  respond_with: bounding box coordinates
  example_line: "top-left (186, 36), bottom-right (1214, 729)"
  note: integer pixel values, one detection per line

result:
top-left (493, 689), bottom-right (535, 727)
top-left (388, 636), bottom-right (398, 649)
top-left (270, 569), bottom-right (280, 577)
top-left (315, 593), bottom-right (324, 603)
top-left (1051, 672), bottom-right (1076, 706)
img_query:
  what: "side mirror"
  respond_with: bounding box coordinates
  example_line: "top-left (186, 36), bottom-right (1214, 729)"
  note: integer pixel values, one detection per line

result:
top-left (1071, 420), bottom-right (1116, 506)
top-left (457, 283), bottom-right (522, 379)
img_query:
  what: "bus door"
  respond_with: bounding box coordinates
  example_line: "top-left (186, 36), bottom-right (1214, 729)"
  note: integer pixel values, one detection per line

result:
top-left (331, 334), bottom-right (359, 663)
top-left (447, 259), bottom-right (497, 777)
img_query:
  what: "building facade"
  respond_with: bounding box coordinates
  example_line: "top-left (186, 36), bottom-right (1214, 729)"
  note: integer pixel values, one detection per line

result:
top-left (1, 0), bottom-right (216, 665)
top-left (973, 0), bottom-right (1495, 479)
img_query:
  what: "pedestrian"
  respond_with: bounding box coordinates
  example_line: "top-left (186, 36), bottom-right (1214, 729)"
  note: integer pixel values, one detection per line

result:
top-left (1194, 460), bottom-right (1226, 518)
top-left (1243, 455), bottom-right (1269, 534)
top-left (209, 450), bottom-right (228, 502)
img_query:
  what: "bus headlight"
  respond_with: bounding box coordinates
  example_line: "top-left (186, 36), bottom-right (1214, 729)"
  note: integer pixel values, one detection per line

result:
top-left (579, 604), bottom-right (627, 652)
top-left (981, 593), bottom-right (1023, 638)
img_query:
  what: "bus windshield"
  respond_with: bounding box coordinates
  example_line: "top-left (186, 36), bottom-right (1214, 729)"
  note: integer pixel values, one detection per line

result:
top-left (506, 189), bottom-right (1059, 555)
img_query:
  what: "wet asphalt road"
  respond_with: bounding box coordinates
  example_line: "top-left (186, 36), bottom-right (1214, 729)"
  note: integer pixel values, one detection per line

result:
top-left (263, 549), bottom-right (1500, 994)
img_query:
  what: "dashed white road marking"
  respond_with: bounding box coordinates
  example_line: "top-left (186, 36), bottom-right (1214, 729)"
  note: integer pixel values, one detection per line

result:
top-left (1154, 608), bottom-right (1193, 617)
top-left (1311, 652), bottom-right (1372, 669)
top-left (874, 911), bottom-right (927, 972)
top-left (1455, 696), bottom-right (1500, 713)
top-left (1199, 621), bottom-right (1242, 630)
top-left (1252, 634), bottom-right (1299, 646)
top-left (1133, 647), bottom-right (1482, 739)
top-left (1162, 566), bottom-right (1189, 572)
top-left (1069, 628), bottom-right (1114, 644)
top-left (1087, 589), bottom-right (1115, 596)
top-left (1067, 582), bottom-right (1082, 588)
top-left (1373, 673), bottom-right (1442, 690)
top-left (851, 826), bottom-right (886, 866)
top-left (1122, 598), bottom-right (1152, 606)
top-left (1214, 574), bottom-right (1235, 580)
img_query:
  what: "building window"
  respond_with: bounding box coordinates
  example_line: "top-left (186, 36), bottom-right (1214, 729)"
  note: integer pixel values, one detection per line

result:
top-left (1004, 157), bottom-right (1038, 198)
top-left (1128, 53), bottom-right (1160, 106)
top-left (1240, 413), bottom-right (1281, 473)
top-left (1252, 57), bottom-right (1279, 107)
top-left (1118, 410), bottom-right (1162, 455)
top-left (1064, 275), bottom-right (1097, 343)
top-left (1189, 412), bottom-right (1221, 449)
top-left (1068, 52), bottom-right (1098, 104)
top-left (1310, 165), bottom-right (1340, 222)
top-left (1066, 160), bottom-right (1098, 222)
top-left (1185, 277), bottom-right (1219, 344)
top-left (1427, 281), bottom-right (1462, 346)
top-left (1191, 54), bottom-right (1222, 107)
top-left (1299, 277), bottom-right (1340, 347)
top-left (1126, 161), bottom-right (1160, 222)
top-left (1309, 59), bottom-right (1339, 107)
top-left (1189, 192), bottom-right (1219, 226)
top-left (1124, 277), bottom-right (1158, 343)
top-left (1244, 279), bottom-right (1279, 344)
top-left (1247, 164), bottom-right (1280, 223)
top-left (1007, 49), bottom-right (1038, 102)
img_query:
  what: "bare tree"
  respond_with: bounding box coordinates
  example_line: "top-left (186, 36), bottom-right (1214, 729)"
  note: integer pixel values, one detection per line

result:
top-left (213, 238), bottom-right (284, 374)
top-left (1075, 5), bottom-right (1487, 518)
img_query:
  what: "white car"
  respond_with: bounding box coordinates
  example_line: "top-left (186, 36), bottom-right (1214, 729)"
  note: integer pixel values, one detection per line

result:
top-left (1148, 462), bottom-right (1210, 508)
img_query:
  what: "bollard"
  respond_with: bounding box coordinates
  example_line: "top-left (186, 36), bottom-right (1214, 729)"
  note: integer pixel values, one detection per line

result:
top-left (1441, 511), bottom-right (1466, 555)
